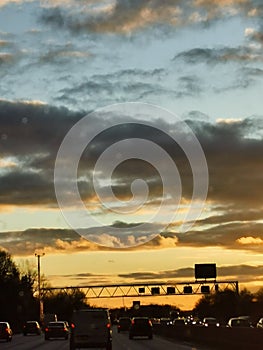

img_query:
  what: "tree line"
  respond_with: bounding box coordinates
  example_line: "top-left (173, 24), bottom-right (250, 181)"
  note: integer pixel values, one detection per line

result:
top-left (1, 249), bottom-right (263, 330)
top-left (0, 250), bottom-right (87, 331)
top-left (194, 287), bottom-right (263, 324)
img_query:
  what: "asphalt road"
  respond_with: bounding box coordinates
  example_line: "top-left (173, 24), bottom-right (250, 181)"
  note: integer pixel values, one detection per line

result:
top-left (0, 328), bottom-right (212, 350)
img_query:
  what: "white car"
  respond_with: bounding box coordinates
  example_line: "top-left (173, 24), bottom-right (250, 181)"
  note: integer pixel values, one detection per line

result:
top-left (256, 317), bottom-right (263, 328)
top-left (227, 317), bottom-right (252, 328)
top-left (202, 317), bottom-right (220, 327)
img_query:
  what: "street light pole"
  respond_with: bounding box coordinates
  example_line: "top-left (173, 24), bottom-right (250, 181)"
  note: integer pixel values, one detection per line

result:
top-left (35, 252), bottom-right (45, 323)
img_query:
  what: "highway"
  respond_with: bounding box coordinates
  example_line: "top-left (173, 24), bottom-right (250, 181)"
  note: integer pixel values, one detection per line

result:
top-left (0, 327), bottom-right (212, 350)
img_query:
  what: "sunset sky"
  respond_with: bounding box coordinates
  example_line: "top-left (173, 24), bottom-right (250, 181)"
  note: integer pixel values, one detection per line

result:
top-left (0, 0), bottom-right (263, 310)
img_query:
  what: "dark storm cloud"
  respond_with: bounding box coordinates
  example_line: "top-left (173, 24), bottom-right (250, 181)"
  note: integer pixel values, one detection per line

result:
top-left (175, 221), bottom-right (263, 252)
top-left (1, 99), bottom-right (263, 234)
top-left (0, 98), bottom-right (263, 209)
top-left (0, 100), bottom-right (84, 205)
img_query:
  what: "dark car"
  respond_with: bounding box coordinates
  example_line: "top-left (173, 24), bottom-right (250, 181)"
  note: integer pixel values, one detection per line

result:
top-left (173, 318), bottom-right (187, 326)
top-left (45, 321), bottom-right (69, 340)
top-left (129, 317), bottom-right (153, 339)
top-left (70, 308), bottom-right (112, 350)
top-left (117, 317), bottom-right (131, 333)
top-left (23, 321), bottom-right (41, 335)
top-left (0, 322), bottom-right (12, 342)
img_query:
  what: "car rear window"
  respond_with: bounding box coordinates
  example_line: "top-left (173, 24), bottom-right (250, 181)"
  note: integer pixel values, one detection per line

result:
top-left (134, 318), bottom-right (149, 325)
top-left (49, 322), bottom-right (65, 327)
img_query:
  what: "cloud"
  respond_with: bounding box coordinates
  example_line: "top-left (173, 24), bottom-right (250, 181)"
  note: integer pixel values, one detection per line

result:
top-left (245, 27), bottom-right (263, 44)
top-left (1, 216), bottom-right (263, 256)
top-left (45, 263), bottom-right (263, 287)
top-left (1, 100), bottom-right (263, 254)
top-left (39, 0), bottom-right (259, 35)
top-left (173, 46), bottom-right (263, 65)
top-left (236, 236), bottom-right (263, 245)
top-left (118, 263), bottom-right (263, 284)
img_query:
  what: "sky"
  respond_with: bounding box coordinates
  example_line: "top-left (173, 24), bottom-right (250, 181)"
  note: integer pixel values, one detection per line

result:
top-left (0, 0), bottom-right (263, 310)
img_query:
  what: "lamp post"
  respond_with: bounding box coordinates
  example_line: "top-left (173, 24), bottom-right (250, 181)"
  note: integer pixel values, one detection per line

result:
top-left (35, 252), bottom-right (45, 323)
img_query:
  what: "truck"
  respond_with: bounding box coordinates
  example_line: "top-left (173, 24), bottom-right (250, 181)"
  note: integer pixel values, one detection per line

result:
top-left (70, 309), bottom-right (112, 350)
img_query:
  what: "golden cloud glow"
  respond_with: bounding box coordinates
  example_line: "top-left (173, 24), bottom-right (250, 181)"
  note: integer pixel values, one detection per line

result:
top-left (216, 118), bottom-right (242, 124)
top-left (236, 236), bottom-right (263, 245)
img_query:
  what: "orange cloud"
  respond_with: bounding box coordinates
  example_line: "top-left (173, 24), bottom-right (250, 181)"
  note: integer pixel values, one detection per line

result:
top-left (236, 236), bottom-right (263, 245)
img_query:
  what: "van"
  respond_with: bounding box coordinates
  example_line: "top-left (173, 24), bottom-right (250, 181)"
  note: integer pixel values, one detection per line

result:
top-left (70, 308), bottom-right (112, 350)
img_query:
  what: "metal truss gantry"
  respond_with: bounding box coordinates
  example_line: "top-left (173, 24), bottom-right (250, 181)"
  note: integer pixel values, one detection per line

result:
top-left (42, 280), bottom-right (239, 299)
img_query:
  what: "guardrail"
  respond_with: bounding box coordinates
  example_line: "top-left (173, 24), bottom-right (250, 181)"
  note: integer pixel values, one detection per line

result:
top-left (154, 324), bottom-right (263, 350)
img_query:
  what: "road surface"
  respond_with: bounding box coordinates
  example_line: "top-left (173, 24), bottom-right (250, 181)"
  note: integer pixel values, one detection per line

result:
top-left (0, 328), bottom-right (212, 349)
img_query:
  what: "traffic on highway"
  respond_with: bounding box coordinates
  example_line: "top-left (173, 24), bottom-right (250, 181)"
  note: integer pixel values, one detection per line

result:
top-left (0, 326), bottom-right (212, 350)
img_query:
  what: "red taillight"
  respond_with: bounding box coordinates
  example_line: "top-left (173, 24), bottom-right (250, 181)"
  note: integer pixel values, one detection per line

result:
top-left (106, 323), bottom-right (111, 328)
top-left (45, 328), bottom-right (48, 332)
top-left (71, 323), bottom-right (75, 329)
top-left (131, 320), bottom-right (135, 325)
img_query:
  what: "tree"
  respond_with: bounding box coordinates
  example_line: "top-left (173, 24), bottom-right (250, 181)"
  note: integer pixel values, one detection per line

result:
top-left (194, 289), bottom-right (240, 323)
top-left (43, 288), bottom-right (88, 321)
top-left (0, 250), bottom-right (21, 327)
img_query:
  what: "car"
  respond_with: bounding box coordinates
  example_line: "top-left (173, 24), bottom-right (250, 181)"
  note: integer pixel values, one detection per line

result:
top-left (173, 318), bottom-right (187, 326)
top-left (160, 317), bottom-right (171, 326)
top-left (70, 308), bottom-right (112, 350)
top-left (257, 317), bottom-right (263, 328)
top-left (117, 317), bottom-right (131, 333)
top-left (23, 321), bottom-right (41, 335)
top-left (202, 317), bottom-right (220, 327)
top-left (0, 322), bottom-right (12, 342)
top-left (45, 321), bottom-right (69, 340)
top-left (129, 317), bottom-right (153, 339)
top-left (227, 317), bottom-right (252, 328)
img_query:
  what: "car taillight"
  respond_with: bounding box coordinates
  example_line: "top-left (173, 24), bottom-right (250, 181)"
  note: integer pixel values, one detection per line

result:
top-left (71, 323), bottom-right (75, 329)
top-left (106, 323), bottom-right (111, 328)
top-left (45, 328), bottom-right (48, 332)
top-left (131, 320), bottom-right (135, 325)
